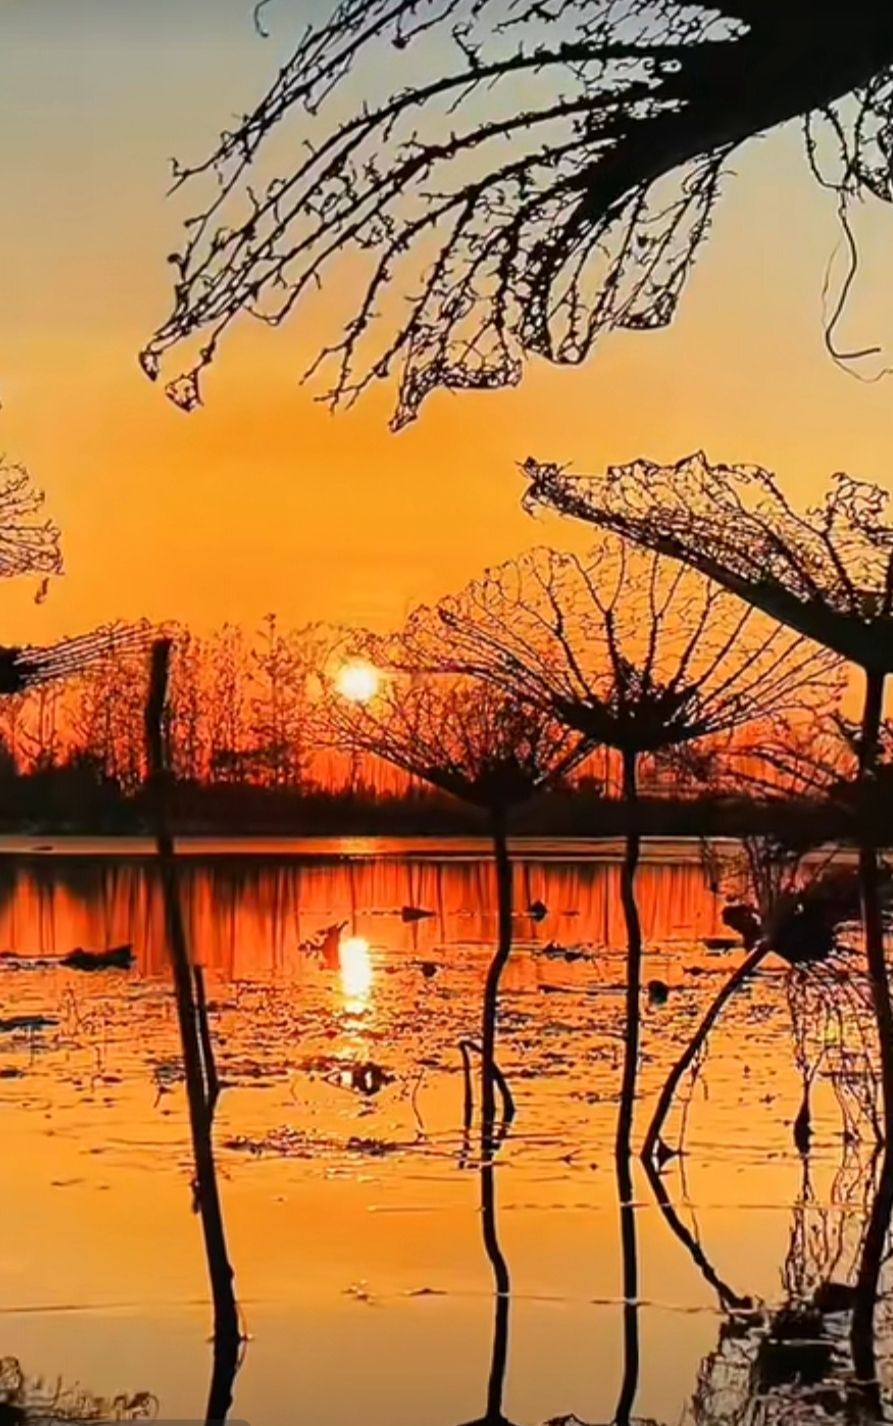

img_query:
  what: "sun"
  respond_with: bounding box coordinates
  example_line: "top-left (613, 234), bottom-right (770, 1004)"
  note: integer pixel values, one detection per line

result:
top-left (336, 659), bottom-right (381, 704)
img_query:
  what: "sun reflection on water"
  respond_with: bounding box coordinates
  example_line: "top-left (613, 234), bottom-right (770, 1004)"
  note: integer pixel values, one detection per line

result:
top-left (339, 935), bottom-right (373, 1011)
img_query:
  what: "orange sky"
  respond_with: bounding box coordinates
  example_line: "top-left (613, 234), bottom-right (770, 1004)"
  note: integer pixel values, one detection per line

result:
top-left (3, 3), bottom-right (893, 644)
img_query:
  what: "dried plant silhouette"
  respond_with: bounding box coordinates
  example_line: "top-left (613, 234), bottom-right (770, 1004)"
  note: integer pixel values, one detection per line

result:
top-left (325, 665), bottom-right (589, 1141)
top-left (0, 462), bottom-right (62, 585)
top-left (0, 1356), bottom-right (156, 1423)
top-left (643, 844), bottom-right (876, 1161)
top-left (144, 639), bottom-right (242, 1422)
top-left (526, 456), bottom-right (893, 1164)
top-left (386, 541), bottom-right (837, 1165)
top-left (143, 3), bottom-right (893, 420)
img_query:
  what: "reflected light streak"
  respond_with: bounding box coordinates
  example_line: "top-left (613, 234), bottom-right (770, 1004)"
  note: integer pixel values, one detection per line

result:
top-left (339, 934), bottom-right (373, 1011)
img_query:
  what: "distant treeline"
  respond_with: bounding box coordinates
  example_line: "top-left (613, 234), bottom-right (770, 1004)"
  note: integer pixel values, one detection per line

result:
top-left (0, 752), bottom-right (874, 842)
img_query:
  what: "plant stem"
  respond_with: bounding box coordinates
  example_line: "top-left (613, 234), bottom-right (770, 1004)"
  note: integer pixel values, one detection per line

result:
top-left (481, 804), bottom-right (514, 1153)
top-left (144, 640), bottom-right (240, 1363)
top-left (641, 941), bottom-right (771, 1163)
top-left (616, 748), bottom-right (642, 1173)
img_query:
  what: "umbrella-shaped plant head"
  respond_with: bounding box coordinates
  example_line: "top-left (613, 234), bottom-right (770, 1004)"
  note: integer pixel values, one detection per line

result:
top-left (326, 660), bottom-right (593, 1144)
top-left (523, 454), bottom-right (893, 685)
top-left (392, 542), bottom-right (840, 799)
top-left (386, 542), bottom-right (839, 1167)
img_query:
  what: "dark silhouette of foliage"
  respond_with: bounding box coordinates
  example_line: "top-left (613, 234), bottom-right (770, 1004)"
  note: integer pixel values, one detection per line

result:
top-left (0, 1355), bottom-right (156, 1422)
top-left (142, 3), bottom-right (893, 422)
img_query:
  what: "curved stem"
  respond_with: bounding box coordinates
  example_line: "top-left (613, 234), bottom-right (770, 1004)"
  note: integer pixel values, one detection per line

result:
top-left (482, 805), bottom-right (513, 1154)
top-left (641, 941), bottom-right (771, 1163)
top-left (616, 749), bottom-right (642, 1170)
top-left (642, 1155), bottom-right (750, 1311)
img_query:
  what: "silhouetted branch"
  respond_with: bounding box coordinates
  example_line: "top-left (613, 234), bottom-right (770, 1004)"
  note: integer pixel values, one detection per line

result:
top-left (143, 5), bottom-right (893, 421)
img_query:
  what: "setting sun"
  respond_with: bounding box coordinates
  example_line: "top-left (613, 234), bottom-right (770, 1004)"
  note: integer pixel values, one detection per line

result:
top-left (336, 660), bottom-right (381, 704)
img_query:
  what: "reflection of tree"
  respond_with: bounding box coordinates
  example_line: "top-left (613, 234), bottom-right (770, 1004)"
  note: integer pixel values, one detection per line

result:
top-left (144, 640), bottom-right (241, 1425)
top-left (0, 1356), bottom-right (156, 1422)
top-left (143, 3), bottom-right (893, 420)
top-left (388, 542), bottom-right (835, 1168)
top-left (680, 1141), bottom-right (890, 1423)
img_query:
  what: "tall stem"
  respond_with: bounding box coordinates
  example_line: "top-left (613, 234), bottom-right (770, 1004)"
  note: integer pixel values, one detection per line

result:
top-left (145, 642), bottom-right (240, 1372)
top-left (482, 804), bottom-right (513, 1153)
top-left (851, 666), bottom-right (893, 1397)
top-left (857, 668), bottom-right (893, 1143)
top-left (616, 748), bottom-right (643, 1175)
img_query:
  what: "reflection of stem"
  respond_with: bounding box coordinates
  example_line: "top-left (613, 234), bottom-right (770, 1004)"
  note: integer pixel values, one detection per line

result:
top-left (194, 963), bottom-right (221, 1118)
top-left (642, 1157), bottom-right (749, 1311)
top-left (642, 943), bottom-right (771, 1163)
top-left (481, 1139), bottom-right (511, 1425)
top-left (145, 642), bottom-right (241, 1412)
top-left (613, 1162), bottom-right (640, 1426)
top-left (482, 806), bottom-right (514, 1154)
top-left (851, 1146), bottom-right (893, 1410)
top-left (616, 750), bottom-right (642, 1170)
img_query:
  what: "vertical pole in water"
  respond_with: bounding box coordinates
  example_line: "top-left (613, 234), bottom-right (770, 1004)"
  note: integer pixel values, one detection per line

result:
top-left (616, 748), bottom-right (642, 1178)
top-left (852, 666), bottom-right (893, 1398)
top-left (144, 640), bottom-right (240, 1413)
top-left (481, 804), bottom-right (513, 1153)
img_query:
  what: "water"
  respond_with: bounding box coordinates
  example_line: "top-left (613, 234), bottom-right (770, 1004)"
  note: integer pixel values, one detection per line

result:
top-left (0, 840), bottom-right (884, 1423)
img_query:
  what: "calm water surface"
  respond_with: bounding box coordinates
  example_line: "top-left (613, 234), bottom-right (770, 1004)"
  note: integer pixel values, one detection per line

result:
top-left (0, 839), bottom-right (884, 1423)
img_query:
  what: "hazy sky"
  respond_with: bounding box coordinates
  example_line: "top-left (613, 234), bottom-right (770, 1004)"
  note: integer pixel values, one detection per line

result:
top-left (3, 1), bottom-right (893, 642)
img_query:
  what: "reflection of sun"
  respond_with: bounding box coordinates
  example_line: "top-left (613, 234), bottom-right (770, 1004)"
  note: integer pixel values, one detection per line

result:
top-left (336, 660), bottom-right (380, 704)
top-left (339, 935), bottom-right (373, 1009)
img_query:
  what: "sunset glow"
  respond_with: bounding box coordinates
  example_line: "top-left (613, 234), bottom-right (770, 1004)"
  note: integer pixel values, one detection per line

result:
top-left (336, 660), bottom-right (380, 705)
top-left (338, 934), bottom-right (374, 1009)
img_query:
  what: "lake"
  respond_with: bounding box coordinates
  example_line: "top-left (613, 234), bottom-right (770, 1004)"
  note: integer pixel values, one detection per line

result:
top-left (0, 839), bottom-right (884, 1423)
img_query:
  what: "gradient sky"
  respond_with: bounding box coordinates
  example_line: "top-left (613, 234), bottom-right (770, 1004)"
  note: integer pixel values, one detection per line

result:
top-left (3, 1), bottom-right (893, 643)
